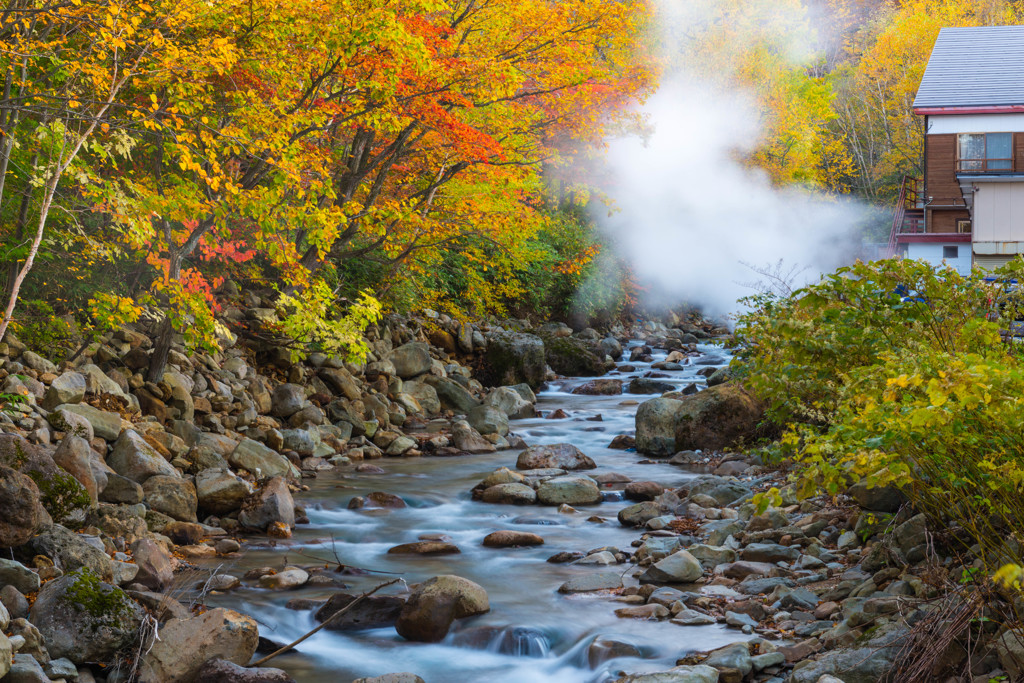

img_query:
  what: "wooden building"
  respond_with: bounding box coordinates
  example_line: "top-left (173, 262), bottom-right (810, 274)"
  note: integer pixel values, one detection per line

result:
top-left (891, 25), bottom-right (1024, 273)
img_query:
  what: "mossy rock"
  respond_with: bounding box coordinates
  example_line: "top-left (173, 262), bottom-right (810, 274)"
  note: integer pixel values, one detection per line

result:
top-left (28, 568), bottom-right (144, 664)
top-left (27, 468), bottom-right (91, 524)
top-left (480, 332), bottom-right (546, 389)
top-left (537, 334), bottom-right (609, 377)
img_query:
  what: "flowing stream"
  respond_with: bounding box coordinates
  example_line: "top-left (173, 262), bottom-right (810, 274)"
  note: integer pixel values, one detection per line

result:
top-left (202, 341), bottom-right (744, 682)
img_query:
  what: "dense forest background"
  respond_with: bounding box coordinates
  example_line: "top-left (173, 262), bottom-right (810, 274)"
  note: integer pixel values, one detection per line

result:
top-left (0, 0), bottom-right (1020, 362)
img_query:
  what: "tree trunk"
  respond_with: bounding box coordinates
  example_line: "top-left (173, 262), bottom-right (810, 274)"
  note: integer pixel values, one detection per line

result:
top-left (147, 315), bottom-right (174, 383)
top-left (147, 243), bottom-right (183, 383)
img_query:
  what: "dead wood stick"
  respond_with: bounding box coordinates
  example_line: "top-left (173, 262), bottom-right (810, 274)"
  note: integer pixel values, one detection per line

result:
top-left (249, 577), bottom-right (402, 667)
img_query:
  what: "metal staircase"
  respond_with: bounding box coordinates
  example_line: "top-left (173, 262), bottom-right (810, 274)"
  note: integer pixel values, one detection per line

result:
top-left (887, 176), bottom-right (923, 256)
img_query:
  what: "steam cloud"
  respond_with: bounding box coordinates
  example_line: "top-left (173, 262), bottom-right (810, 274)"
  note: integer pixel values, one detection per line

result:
top-left (587, 0), bottom-right (868, 318)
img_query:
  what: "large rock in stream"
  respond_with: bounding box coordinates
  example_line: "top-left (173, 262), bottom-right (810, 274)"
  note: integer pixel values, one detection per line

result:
top-left (540, 335), bottom-right (609, 377)
top-left (481, 332), bottom-right (546, 389)
top-left (635, 384), bottom-right (764, 455)
top-left (536, 475), bottom-right (602, 505)
top-left (516, 443), bottom-right (595, 470)
top-left (395, 575), bottom-right (489, 642)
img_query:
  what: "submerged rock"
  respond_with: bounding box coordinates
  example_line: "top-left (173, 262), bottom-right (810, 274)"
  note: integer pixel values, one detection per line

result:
top-left (316, 593), bottom-right (406, 631)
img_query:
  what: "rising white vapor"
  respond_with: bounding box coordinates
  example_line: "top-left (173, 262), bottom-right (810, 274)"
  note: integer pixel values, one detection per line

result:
top-left (587, 0), bottom-right (867, 317)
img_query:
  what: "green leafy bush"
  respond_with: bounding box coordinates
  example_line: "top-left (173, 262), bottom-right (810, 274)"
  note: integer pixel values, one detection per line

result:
top-left (736, 257), bottom-right (1024, 576)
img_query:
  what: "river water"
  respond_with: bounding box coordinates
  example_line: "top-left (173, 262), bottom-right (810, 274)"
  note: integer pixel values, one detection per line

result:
top-left (203, 341), bottom-right (743, 682)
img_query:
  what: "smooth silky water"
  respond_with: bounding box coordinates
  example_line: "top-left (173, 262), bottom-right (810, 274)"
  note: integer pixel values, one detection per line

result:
top-left (199, 342), bottom-right (747, 682)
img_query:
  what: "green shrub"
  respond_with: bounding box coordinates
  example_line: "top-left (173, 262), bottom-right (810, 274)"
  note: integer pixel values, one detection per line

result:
top-left (737, 257), bottom-right (1024, 577)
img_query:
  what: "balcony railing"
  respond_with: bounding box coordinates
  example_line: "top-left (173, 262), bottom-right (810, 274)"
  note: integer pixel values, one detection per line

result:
top-left (956, 158), bottom-right (1015, 173)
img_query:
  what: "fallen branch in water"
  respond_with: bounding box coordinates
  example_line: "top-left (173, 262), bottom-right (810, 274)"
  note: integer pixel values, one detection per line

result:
top-left (248, 577), bottom-right (403, 667)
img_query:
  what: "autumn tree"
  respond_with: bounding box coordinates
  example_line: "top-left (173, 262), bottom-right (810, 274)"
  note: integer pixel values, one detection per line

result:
top-left (0, 0), bottom-right (186, 342)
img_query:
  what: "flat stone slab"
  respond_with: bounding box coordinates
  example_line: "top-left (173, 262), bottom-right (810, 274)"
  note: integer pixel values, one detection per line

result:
top-left (557, 571), bottom-right (623, 593)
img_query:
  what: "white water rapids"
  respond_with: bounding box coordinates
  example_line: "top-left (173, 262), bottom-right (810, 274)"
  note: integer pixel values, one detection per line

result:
top-left (197, 342), bottom-right (748, 682)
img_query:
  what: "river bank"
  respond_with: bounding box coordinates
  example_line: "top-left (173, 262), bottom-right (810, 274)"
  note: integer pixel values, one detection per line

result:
top-left (0, 299), bottom-right (1005, 683)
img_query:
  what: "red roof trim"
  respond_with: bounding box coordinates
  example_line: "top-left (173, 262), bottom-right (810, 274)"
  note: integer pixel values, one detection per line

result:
top-left (916, 105), bottom-right (1024, 115)
top-left (897, 233), bottom-right (973, 243)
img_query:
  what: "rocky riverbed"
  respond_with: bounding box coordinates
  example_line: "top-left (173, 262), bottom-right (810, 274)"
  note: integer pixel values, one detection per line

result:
top-left (0, 301), bottom-right (1015, 683)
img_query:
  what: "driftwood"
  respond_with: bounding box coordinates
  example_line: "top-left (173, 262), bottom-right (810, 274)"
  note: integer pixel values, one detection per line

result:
top-left (249, 577), bottom-right (402, 667)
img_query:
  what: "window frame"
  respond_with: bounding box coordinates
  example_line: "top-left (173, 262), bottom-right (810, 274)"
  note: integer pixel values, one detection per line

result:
top-left (956, 132), bottom-right (1015, 173)
top-left (943, 245), bottom-right (959, 260)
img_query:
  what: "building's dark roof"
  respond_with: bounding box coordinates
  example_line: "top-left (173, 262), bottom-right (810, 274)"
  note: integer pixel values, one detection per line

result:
top-left (914, 26), bottom-right (1024, 109)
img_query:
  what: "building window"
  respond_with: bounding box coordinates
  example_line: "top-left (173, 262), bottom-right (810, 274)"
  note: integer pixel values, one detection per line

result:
top-left (958, 132), bottom-right (1013, 172)
top-left (943, 245), bottom-right (958, 259)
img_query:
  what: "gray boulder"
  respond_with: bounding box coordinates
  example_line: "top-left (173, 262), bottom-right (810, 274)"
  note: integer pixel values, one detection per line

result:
top-left (21, 351), bottom-right (56, 374)
top-left (229, 438), bottom-right (294, 479)
top-left (54, 403), bottom-right (122, 441)
top-left (395, 575), bottom-right (488, 642)
top-left (0, 559), bottom-right (40, 595)
top-left (424, 376), bottom-right (479, 413)
top-left (162, 370), bottom-right (195, 422)
top-left (52, 435), bottom-right (99, 504)
top-left (107, 430), bottom-right (178, 483)
top-left (558, 572), bottom-right (623, 593)
top-left (598, 337), bottom-right (623, 360)
top-left (703, 642), bottom-right (753, 677)
top-left (139, 608), bottom-right (259, 683)
top-left (848, 480), bottom-right (906, 513)
top-left (467, 405), bottom-right (509, 436)
top-left (30, 525), bottom-right (113, 582)
top-left (481, 483), bottom-right (537, 505)
top-left (196, 468), bottom-right (253, 515)
top-left (0, 465), bottom-right (47, 547)
top-left (29, 569), bottom-right (144, 664)
top-left (270, 383), bottom-right (306, 418)
top-left (42, 372), bottom-right (86, 410)
top-left (536, 475), bottom-right (602, 505)
top-left (787, 621), bottom-right (907, 683)
top-left (143, 475), bottom-right (198, 522)
top-left (99, 473), bottom-right (144, 504)
top-left (239, 476), bottom-right (295, 530)
top-left (483, 386), bottom-right (534, 419)
top-left (403, 381), bottom-right (441, 416)
top-left (517, 443), bottom-right (595, 470)
top-left (0, 633), bottom-right (9, 679)
top-left (195, 658), bottom-right (296, 683)
top-left (388, 342), bottom-right (432, 379)
top-left (131, 539), bottom-right (174, 591)
top-left (615, 665), bottom-right (719, 683)
top-left (46, 408), bottom-right (94, 441)
top-left (318, 367), bottom-right (362, 400)
top-left (281, 427), bottom-right (319, 456)
top-left (635, 398), bottom-right (685, 456)
top-left (639, 550), bottom-right (703, 583)
top-left (451, 421), bottom-right (496, 454)
top-left (482, 332), bottom-right (546, 389)
top-left (673, 383), bottom-right (764, 451)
